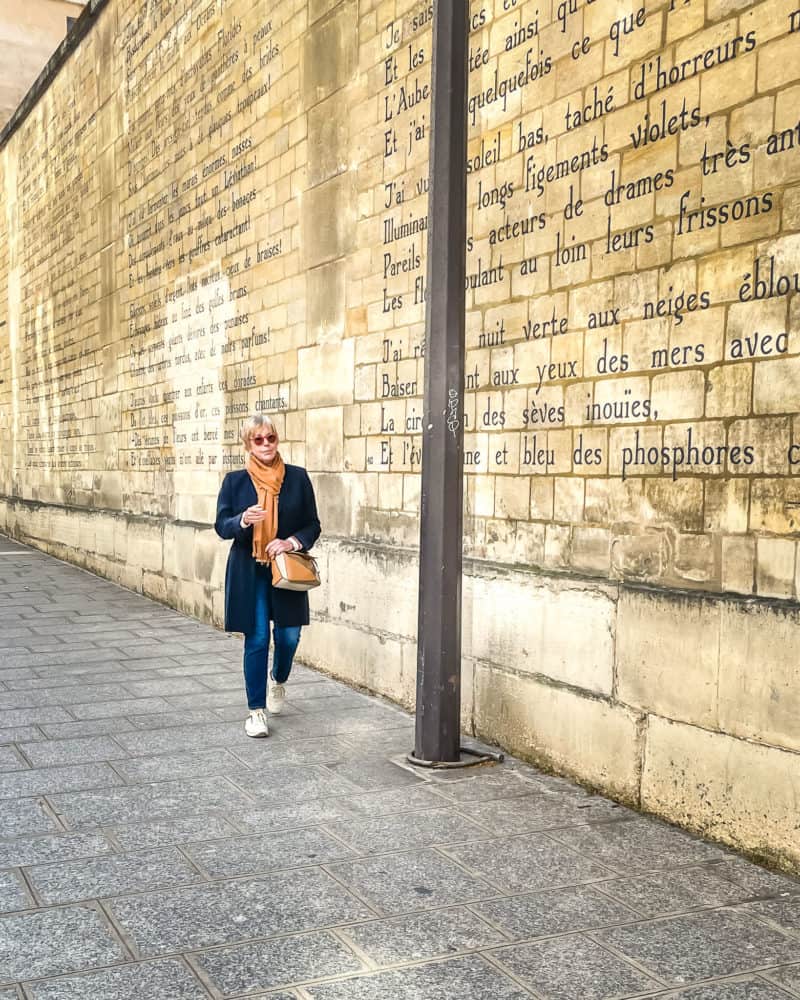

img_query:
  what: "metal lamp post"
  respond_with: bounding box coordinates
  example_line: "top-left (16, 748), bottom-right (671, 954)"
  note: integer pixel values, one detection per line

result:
top-left (409, 0), bottom-right (499, 768)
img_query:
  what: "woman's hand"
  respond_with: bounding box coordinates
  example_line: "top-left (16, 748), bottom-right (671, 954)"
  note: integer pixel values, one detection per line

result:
top-left (241, 505), bottom-right (267, 526)
top-left (265, 538), bottom-right (295, 559)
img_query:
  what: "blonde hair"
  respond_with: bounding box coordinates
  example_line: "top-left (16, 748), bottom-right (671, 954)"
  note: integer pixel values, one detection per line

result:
top-left (240, 414), bottom-right (277, 448)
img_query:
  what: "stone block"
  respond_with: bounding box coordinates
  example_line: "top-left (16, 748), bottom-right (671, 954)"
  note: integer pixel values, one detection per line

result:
top-left (721, 536), bottom-right (755, 594)
top-left (754, 356), bottom-right (800, 415)
top-left (163, 521), bottom-right (196, 583)
top-left (302, 0), bottom-right (358, 108)
top-left (553, 477), bottom-right (584, 521)
top-left (756, 537), bottom-right (796, 599)
top-left (298, 339), bottom-right (355, 408)
top-left (28, 961), bottom-right (209, 1000)
top-left (717, 601), bottom-right (800, 753)
top-left (299, 617), bottom-right (413, 708)
top-left (650, 370), bottom-right (705, 420)
top-left (673, 532), bottom-right (716, 585)
top-left (128, 521), bottom-right (164, 574)
top-left (307, 260), bottom-right (346, 343)
top-left (750, 478), bottom-right (800, 534)
top-left (301, 169), bottom-right (357, 268)
top-left (611, 533), bottom-right (669, 582)
top-left (308, 471), bottom-right (375, 537)
top-left (616, 589), bottom-right (720, 728)
top-left (642, 716), bottom-right (800, 872)
top-left (698, 246), bottom-right (755, 303)
top-left (98, 144), bottom-right (115, 202)
top-left (494, 475), bottom-right (530, 520)
top-left (705, 362), bottom-right (753, 419)
top-left (474, 665), bottom-right (643, 801)
top-left (729, 417), bottom-right (790, 475)
top-left (327, 541), bottom-right (418, 638)
top-left (643, 477), bottom-right (704, 533)
top-left (0, 906), bottom-right (125, 983)
top-left (100, 244), bottom-right (115, 300)
top-left (704, 478), bottom-right (750, 533)
top-left (570, 526), bottom-right (611, 575)
top-left (468, 571), bottom-right (616, 696)
top-left (757, 34), bottom-right (800, 92)
top-left (305, 406), bottom-right (344, 472)
top-left (307, 90), bottom-right (350, 187)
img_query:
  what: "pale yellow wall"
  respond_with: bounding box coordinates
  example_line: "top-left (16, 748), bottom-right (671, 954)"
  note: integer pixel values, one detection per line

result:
top-left (1, 0), bottom-right (799, 871)
top-left (0, 0), bottom-right (85, 130)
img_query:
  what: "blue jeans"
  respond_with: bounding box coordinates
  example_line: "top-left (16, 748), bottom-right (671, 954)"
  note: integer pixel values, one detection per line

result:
top-left (243, 568), bottom-right (301, 710)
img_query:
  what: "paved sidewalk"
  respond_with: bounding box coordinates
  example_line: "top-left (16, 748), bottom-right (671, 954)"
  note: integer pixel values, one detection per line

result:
top-left (1, 537), bottom-right (799, 1000)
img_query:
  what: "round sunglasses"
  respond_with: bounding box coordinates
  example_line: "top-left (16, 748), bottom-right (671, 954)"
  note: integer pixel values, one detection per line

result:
top-left (252, 434), bottom-right (277, 446)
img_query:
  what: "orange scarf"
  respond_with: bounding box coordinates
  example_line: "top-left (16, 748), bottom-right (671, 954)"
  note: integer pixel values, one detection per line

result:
top-left (245, 452), bottom-right (285, 564)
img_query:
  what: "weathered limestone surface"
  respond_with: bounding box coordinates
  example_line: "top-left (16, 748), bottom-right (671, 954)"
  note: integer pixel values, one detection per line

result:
top-left (642, 716), bottom-right (800, 871)
top-left (1, 0), bottom-right (799, 868)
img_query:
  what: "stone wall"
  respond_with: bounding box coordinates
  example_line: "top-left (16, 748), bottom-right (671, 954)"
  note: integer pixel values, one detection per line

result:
top-left (1, 0), bottom-right (799, 870)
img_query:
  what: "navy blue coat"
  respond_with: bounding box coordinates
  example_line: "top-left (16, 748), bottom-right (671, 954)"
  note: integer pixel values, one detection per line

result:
top-left (214, 465), bottom-right (321, 632)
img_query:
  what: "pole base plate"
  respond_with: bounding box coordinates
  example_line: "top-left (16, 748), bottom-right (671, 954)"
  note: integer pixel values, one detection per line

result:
top-left (406, 746), bottom-right (505, 769)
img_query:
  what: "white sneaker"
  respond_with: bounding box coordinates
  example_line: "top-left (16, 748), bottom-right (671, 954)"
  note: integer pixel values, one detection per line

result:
top-left (267, 676), bottom-right (286, 715)
top-left (244, 709), bottom-right (269, 738)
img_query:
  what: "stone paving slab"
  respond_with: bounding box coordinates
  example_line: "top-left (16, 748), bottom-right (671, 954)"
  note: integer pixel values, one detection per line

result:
top-left (335, 784), bottom-right (451, 817)
top-left (324, 807), bottom-right (490, 854)
top-left (0, 683), bottom-right (124, 709)
top-left (493, 933), bottom-right (662, 998)
top-left (441, 832), bottom-right (614, 893)
top-left (184, 826), bottom-right (358, 879)
top-left (48, 775), bottom-right (256, 828)
top-left (111, 748), bottom-right (252, 784)
top-left (663, 982), bottom-right (799, 1000)
top-left (127, 708), bottom-right (223, 728)
top-left (472, 884), bottom-right (639, 940)
top-left (191, 929), bottom-right (366, 996)
top-left (25, 846), bottom-right (203, 905)
top-left (37, 718), bottom-right (138, 738)
top-left (1, 537), bottom-right (800, 999)
top-left (0, 831), bottom-right (114, 869)
top-left (18, 736), bottom-right (129, 768)
top-left (229, 735), bottom-right (357, 766)
top-left (597, 909), bottom-right (800, 985)
top-left (548, 815), bottom-right (731, 873)
top-left (109, 814), bottom-right (240, 851)
top-left (68, 696), bottom-right (176, 719)
top-left (228, 762), bottom-right (364, 801)
top-left (598, 864), bottom-right (775, 917)
top-left (303, 955), bottom-right (533, 999)
top-left (325, 849), bottom-right (498, 915)
top-left (0, 798), bottom-right (62, 838)
top-left (767, 965), bottom-right (800, 993)
top-left (113, 720), bottom-right (245, 754)
top-left (107, 868), bottom-right (374, 956)
top-left (0, 707), bottom-right (74, 728)
top-left (458, 787), bottom-right (630, 833)
top-left (0, 872), bottom-right (32, 913)
top-left (0, 762), bottom-right (124, 800)
top-left (0, 747), bottom-right (25, 772)
top-left (24, 959), bottom-right (209, 1000)
top-left (0, 904), bottom-right (127, 984)
top-left (336, 906), bottom-right (508, 965)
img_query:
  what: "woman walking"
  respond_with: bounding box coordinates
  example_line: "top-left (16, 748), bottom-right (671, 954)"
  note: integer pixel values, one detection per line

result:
top-left (215, 415), bottom-right (321, 737)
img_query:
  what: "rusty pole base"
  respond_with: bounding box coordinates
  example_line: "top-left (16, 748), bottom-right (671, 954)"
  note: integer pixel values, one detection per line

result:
top-left (406, 747), bottom-right (505, 769)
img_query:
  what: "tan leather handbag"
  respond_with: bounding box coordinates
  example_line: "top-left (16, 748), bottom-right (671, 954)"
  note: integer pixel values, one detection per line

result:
top-left (271, 551), bottom-right (321, 591)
